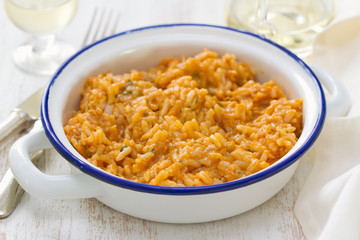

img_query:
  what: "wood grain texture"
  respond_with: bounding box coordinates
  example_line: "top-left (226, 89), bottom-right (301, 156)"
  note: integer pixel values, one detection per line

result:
top-left (0, 0), bottom-right (321, 239)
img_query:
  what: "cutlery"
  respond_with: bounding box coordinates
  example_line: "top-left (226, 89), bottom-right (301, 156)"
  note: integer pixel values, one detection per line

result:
top-left (0, 88), bottom-right (42, 144)
top-left (0, 151), bottom-right (42, 218)
top-left (0, 7), bottom-right (119, 218)
top-left (0, 88), bottom-right (43, 218)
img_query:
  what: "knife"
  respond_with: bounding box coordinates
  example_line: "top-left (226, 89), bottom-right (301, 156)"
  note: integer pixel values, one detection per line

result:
top-left (0, 87), bottom-right (43, 144)
top-left (0, 88), bottom-right (44, 218)
top-left (0, 150), bottom-right (43, 218)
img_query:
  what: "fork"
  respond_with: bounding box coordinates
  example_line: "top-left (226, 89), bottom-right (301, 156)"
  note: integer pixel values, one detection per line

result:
top-left (82, 8), bottom-right (120, 47)
top-left (0, 7), bottom-right (120, 219)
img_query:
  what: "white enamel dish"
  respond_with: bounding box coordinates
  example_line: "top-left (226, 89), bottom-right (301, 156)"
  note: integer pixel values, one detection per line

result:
top-left (9, 24), bottom-right (350, 223)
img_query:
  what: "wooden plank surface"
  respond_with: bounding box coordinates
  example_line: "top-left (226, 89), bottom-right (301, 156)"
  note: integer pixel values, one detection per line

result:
top-left (0, 0), bottom-right (320, 239)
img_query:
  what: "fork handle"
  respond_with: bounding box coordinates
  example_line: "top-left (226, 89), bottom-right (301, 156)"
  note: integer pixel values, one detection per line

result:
top-left (0, 109), bottom-right (34, 144)
top-left (0, 151), bottom-right (43, 218)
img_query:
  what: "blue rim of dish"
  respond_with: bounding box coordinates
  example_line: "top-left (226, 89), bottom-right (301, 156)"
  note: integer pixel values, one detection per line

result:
top-left (41, 23), bottom-right (326, 195)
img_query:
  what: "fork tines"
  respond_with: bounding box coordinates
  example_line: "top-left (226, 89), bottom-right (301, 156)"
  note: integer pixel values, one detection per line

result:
top-left (82, 7), bottom-right (120, 47)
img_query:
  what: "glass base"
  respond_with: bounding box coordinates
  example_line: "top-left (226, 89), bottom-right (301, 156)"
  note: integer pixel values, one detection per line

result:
top-left (12, 39), bottom-right (76, 76)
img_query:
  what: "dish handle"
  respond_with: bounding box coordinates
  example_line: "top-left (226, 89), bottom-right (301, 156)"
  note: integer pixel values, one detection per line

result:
top-left (9, 128), bottom-right (104, 199)
top-left (310, 64), bottom-right (351, 117)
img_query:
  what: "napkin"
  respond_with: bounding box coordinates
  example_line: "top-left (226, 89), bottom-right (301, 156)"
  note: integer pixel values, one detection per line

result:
top-left (294, 16), bottom-right (360, 240)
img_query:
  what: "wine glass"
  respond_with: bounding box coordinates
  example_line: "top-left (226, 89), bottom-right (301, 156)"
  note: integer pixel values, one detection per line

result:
top-left (4, 0), bottom-right (79, 75)
top-left (226, 0), bottom-right (334, 58)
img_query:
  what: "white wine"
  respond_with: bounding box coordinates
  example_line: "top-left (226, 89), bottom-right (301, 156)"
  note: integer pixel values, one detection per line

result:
top-left (226, 0), bottom-right (334, 58)
top-left (4, 0), bottom-right (79, 35)
top-left (4, 0), bottom-right (79, 75)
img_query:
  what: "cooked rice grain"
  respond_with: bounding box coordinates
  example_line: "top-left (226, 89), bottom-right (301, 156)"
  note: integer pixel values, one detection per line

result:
top-left (64, 49), bottom-right (303, 186)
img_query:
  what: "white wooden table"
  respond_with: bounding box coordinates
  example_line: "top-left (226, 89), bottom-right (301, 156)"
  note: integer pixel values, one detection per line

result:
top-left (0, 0), bottom-right (357, 239)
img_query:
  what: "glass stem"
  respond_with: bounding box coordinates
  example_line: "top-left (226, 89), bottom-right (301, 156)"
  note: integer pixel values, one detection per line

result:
top-left (255, 0), bottom-right (276, 38)
top-left (32, 34), bottom-right (58, 55)
top-left (255, 0), bottom-right (269, 26)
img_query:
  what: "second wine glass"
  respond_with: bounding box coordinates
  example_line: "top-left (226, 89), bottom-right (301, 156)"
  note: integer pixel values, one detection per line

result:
top-left (226, 0), bottom-right (334, 58)
top-left (4, 0), bottom-right (79, 75)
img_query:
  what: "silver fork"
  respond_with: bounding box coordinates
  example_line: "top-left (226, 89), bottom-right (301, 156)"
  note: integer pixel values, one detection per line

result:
top-left (82, 7), bottom-right (120, 47)
top-left (0, 8), bottom-right (119, 219)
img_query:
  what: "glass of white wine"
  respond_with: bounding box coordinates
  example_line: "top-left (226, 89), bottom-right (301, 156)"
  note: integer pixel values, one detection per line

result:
top-left (4, 0), bottom-right (79, 75)
top-left (225, 0), bottom-right (334, 58)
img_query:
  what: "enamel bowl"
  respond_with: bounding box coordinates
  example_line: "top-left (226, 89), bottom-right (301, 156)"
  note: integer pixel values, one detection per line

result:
top-left (9, 24), bottom-right (350, 223)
